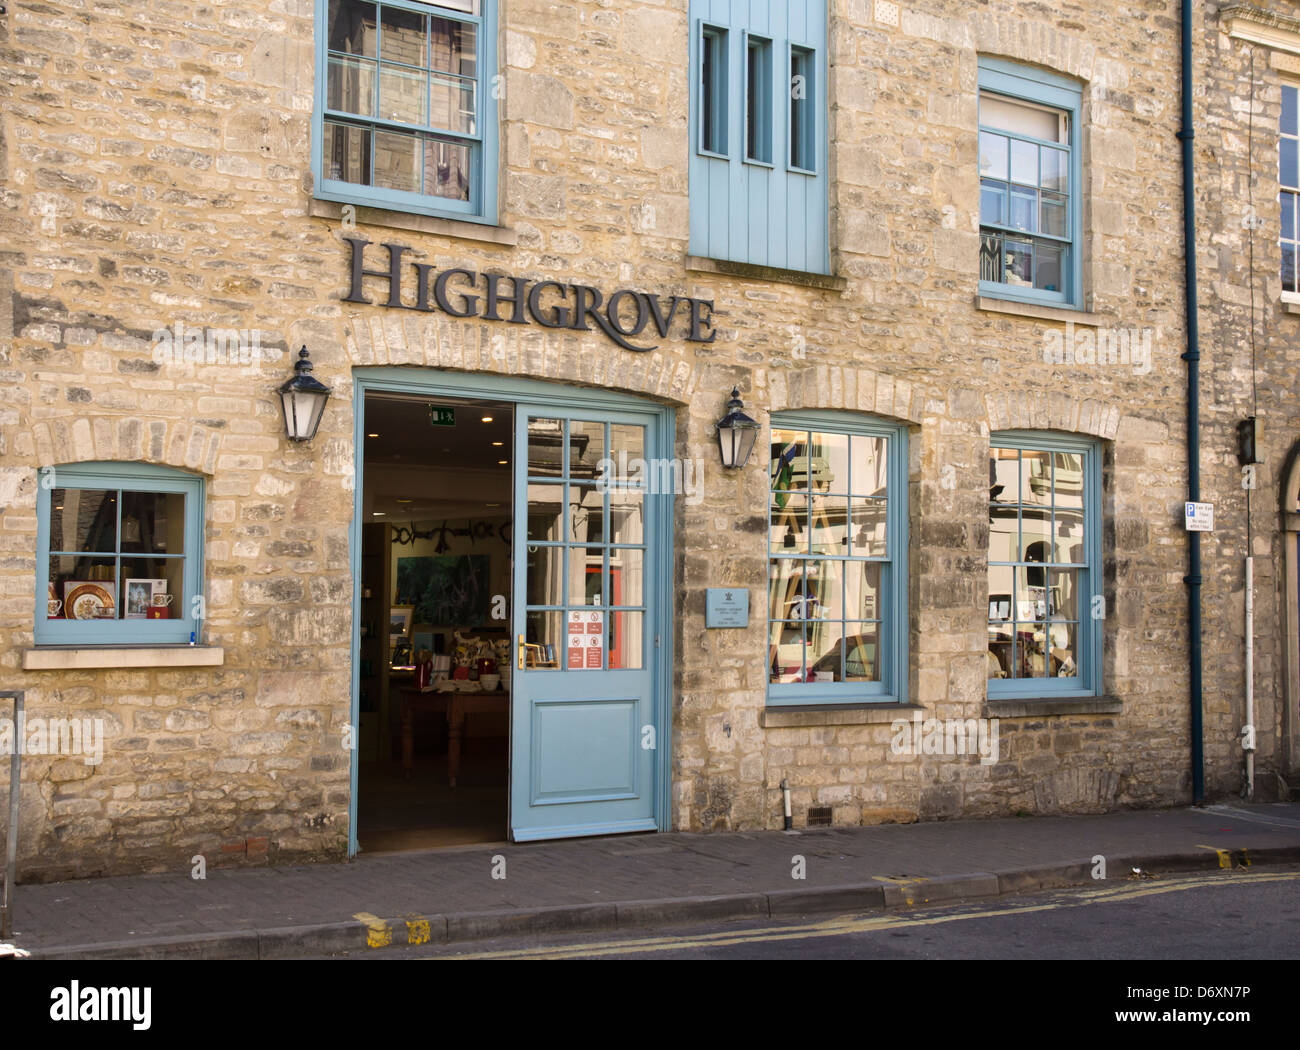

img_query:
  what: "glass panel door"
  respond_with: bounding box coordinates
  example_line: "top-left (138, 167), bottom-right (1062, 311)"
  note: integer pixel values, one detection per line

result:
top-left (510, 408), bottom-right (660, 841)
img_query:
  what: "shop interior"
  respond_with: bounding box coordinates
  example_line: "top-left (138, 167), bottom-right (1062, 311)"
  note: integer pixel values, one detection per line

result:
top-left (357, 393), bottom-right (513, 851)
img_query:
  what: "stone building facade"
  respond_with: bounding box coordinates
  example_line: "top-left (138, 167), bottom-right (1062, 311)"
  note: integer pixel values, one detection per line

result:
top-left (0, 0), bottom-right (1296, 881)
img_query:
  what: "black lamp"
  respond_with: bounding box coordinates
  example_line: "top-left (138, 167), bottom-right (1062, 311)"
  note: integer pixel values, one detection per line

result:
top-left (715, 386), bottom-right (759, 469)
top-left (278, 346), bottom-right (331, 442)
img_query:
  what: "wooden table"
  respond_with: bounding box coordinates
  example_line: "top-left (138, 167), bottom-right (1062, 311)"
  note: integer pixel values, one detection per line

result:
top-left (398, 687), bottom-right (509, 786)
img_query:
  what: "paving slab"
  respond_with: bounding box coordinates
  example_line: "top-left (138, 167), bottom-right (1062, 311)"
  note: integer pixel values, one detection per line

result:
top-left (4, 802), bottom-right (1298, 958)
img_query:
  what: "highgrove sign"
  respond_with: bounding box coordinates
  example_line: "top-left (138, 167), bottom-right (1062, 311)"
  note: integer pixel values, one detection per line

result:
top-left (342, 237), bottom-right (718, 352)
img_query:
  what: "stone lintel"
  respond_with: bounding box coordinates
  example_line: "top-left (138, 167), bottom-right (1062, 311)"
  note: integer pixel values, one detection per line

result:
top-left (1221, 4), bottom-right (1300, 56)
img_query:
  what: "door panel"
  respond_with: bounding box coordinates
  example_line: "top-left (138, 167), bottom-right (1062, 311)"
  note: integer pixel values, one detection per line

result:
top-left (531, 698), bottom-right (638, 802)
top-left (511, 407), bottom-right (661, 841)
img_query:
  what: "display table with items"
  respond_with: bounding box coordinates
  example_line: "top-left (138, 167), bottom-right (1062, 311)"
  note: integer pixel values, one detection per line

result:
top-left (398, 685), bottom-right (509, 786)
top-left (397, 631), bottom-right (511, 785)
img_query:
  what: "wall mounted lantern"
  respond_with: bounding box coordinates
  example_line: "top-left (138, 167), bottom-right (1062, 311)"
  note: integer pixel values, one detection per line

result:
top-left (715, 387), bottom-right (759, 469)
top-left (279, 346), bottom-right (331, 442)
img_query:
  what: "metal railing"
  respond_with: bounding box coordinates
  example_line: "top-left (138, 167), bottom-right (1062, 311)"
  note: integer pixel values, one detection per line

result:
top-left (1, 690), bottom-right (22, 940)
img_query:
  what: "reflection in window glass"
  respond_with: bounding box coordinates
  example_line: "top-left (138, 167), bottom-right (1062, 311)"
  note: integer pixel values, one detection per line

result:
top-left (523, 417), bottom-right (647, 672)
top-left (979, 85), bottom-right (1072, 297)
top-left (323, 0), bottom-right (480, 205)
top-left (987, 443), bottom-right (1088, 682)
top-left (769, 428), bottom-right (888, 685)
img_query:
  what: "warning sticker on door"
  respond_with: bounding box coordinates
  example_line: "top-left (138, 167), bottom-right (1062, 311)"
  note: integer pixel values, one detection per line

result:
top-left (568, 609), bottom-right (604, 670)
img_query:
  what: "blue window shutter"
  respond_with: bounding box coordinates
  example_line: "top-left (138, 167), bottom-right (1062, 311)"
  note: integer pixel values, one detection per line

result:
top-left (690, 0), bottom-right (828, 274)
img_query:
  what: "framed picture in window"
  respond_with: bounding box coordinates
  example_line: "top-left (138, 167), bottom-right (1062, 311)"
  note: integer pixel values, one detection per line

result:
top-left (389, 606), bottom-right (413, 645)
top-left (125, 578), bottom-right (167, 619)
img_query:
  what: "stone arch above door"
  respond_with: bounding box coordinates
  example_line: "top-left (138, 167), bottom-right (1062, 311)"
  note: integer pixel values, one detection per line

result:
top-left (984, 389), bottom-right (1120, 440)
top-left (29, 416), bottom-right (223, 475)
top-left (343, 315), bottom-right (702, 408)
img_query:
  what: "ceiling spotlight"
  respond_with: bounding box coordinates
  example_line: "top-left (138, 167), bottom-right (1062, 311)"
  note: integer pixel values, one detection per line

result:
top-left (492, 441), bottom-right (504, 447)
top-left (372, 511), bottom-right (386, 516)
top-left (367, 433), bottom-right (379, 438)
top-left (396, 499), bottom-right (413, 504)
top-left (481, 415), bottom-right (494, 423)
top-left (497, 459), bottom-right (508, 465)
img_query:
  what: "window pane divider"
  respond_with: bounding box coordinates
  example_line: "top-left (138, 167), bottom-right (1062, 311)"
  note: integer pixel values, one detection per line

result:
top-left (979, 126), bottom-right (1070, 151)
top-left (324, 109), bottom-right (483, 144)
top-left (980, 223), bottom-right (1071, 244)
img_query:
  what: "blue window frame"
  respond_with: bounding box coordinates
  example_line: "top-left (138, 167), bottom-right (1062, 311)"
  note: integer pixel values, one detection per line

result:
top-left (312, 0), bottom-right (499, 224)
top-left (1281, 83), bottom-right (1298, 296)
top-left (978, 58), bottom-right (1083, 308)
top-left (36, 463), bottom-right (205, 646)
top-left (767, 412), bottom-right (908, 706)
top-left (699, 24), bottom-right (729, 157)
top-left (689, 1), bottom-right (828, 274)
top-left (745, 32), bottom-right (774, 165)
top-left (987, 432), bottom-right (1102, 699)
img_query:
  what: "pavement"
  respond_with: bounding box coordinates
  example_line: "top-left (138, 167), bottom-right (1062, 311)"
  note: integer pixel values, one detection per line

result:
top-left (4, 801), bottom-right (1300, 959)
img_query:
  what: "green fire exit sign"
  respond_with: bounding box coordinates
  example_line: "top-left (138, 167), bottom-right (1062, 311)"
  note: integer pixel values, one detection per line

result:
top-left (429, 406), bottom-right (456, 427)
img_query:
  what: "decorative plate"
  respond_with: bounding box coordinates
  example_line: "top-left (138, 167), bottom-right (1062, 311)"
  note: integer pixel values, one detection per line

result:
top-left (65, 584), bottom-right (115, 620)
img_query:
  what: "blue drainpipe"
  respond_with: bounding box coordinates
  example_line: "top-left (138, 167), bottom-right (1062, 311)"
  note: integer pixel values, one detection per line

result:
top-left (1178, 0), bottom-right (1205, 804)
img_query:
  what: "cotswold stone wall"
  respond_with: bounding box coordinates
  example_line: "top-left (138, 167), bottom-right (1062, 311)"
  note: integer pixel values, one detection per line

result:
top-left (1196, 0), bottom-right (1300, 797)
top-left (0, 0), bottom-right (1277, 880)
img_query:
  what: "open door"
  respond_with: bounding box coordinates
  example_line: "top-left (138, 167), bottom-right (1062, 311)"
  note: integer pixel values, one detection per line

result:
top-left (509, 408), bottom-right (660, 840)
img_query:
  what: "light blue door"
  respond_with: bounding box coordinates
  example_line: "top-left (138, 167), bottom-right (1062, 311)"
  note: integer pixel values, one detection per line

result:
top-left (510, 407), bottom-right (662, 841)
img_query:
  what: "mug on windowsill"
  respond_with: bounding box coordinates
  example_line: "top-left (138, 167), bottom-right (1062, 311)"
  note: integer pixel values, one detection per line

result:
top-left (148, 594), bottom-right (173, 619)
top-left (47, 598), bottom-right (62, 618)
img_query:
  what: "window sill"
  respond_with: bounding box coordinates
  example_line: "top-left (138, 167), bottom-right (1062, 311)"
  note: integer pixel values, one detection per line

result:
top-left (1282, 298), bottom-right (1300, 316)
top-left (975, 295), bottom-right (1102, 326)
top-left (23, 646), bottom-right (225, 670)
top-left (981, 696), bottom-right (1121, 718)
top-left (761, 703), bottom-right (924, 728)
top-left (685, 255), bottom-right (847, 292)
top-left (308, 199), bottom-right (518, 247)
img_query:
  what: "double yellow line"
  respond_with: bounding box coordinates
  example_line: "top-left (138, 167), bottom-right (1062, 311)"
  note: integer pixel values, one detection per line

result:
top-left (432, 869), bottom-right (1300, 960)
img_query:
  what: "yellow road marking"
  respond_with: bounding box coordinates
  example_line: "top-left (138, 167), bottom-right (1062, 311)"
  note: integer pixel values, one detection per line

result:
top-left (873, 874), bottom-right (928, 907)
top-left (433, 870), bottom-right (1300, 960)
top-left (353, 911), bottom-right (392, 949)
top-left (406, 916), bottom-right (432, 946)
top-left (355, 911), bottom-right (435, 947)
